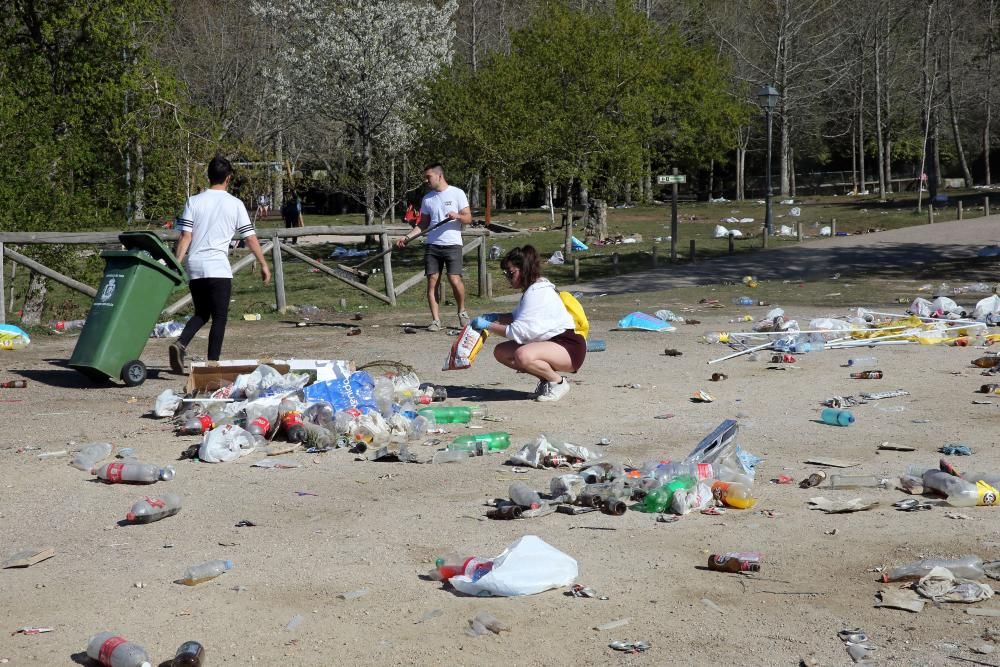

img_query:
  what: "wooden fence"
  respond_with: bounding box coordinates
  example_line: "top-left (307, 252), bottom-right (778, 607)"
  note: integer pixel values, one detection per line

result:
top-left (0, 225), bottom-right (492, 324)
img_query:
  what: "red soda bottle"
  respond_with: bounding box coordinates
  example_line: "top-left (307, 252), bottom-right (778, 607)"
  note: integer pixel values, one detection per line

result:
top-left (178, 414), bottom-right (213, 435)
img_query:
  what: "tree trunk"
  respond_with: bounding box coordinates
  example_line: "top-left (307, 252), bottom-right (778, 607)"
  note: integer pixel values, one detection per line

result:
top-left (851, 125), bottom-right (858, 194)
top-left (708, 159), bottom-right (715, 198)
top-left (21, 272), bottom-right (47, 326)
top-left (134, 141), bottom-right (146, 223)
top-left (858, 67), bottom-right (866, 195)
top-left (780, 113), bottom-right (791, 196)
top-left (789, 146), bottom-right (796, 197)
top-left (874, 8), bottom-right (887, 197)
top-left (735, 146), bottom-right (745, 201)
top-left (946, 13), bottom-right (974, 187)
top-left (642, 153), bottom-right (652, 204)
top-left (986, 0), bottom-right (995, 185)
top-left (546, 181), bottom-right (555, 227)
top-left (470, 172), bottom-right (481, 209)
top-left (563, 179), bottom-right (573, 256)
top-left (586, 199), bottom-right (607, 242)
top-left (273, 131), bottom-right (284, 210)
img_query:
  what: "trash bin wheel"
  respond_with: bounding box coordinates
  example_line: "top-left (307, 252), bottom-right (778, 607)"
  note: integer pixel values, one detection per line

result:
top-left (121, 360), bottom-right (147, 386)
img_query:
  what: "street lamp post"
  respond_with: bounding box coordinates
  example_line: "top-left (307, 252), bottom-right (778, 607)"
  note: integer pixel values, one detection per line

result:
top-left (758, 85), bottom-right (779, 236)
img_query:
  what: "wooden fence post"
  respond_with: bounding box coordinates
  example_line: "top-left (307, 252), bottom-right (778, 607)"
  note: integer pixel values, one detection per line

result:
top-left (986, 196), bottom-right (991, 216)
top-left (796, 222), bottom-right (803, 242)
top-left (0, 243), bottom-right (5, 324)
top-left (762, 227), bottom-right (768, 248)
top-left (477, 236), bottom-right (487, 298)
top-left (728, 235), bottom-right (735, 255)
top-left (381, 231), bottom-right (396, 306)
top-left (831, 218), bottom-right (837, 236)
top-left (612, 252), bottom-right (619, 276)
top-left (271, 236), bottom-right (286, 313)
top-left (652, 243), bottom-right (658, 267)
top-left (958, 201), bottom-right (964, 220)
top-left (573, 257), bottom-right (580, 282)
top-left (689, 239), bottom-right (696, 262)
top-left (928, 204), bottom-right (935, 224)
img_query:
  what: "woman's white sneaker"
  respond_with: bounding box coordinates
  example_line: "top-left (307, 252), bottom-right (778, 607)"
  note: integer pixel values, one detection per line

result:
top-left (536, 377), bottom-right (570, 402)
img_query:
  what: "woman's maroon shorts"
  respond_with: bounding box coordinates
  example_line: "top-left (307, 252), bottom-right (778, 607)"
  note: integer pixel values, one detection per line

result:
top-left (548, 329), bottom-right (587, 372)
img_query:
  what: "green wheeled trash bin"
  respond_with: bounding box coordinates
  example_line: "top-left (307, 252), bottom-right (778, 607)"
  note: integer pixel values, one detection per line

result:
top-left (69, 231), bottom-right (186, 386)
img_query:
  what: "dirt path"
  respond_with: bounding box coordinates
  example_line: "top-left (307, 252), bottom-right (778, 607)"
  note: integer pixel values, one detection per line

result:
top-left (2, 297), bottom-right (1000, 665)
top-left (568, 216), bottom-right (1000, 295)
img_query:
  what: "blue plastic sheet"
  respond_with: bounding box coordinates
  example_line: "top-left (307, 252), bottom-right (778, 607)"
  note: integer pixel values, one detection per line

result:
top-left (616, 312), bottom-right (676, 332)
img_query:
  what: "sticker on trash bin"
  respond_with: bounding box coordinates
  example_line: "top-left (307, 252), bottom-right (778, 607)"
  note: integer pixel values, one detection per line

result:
top-left (94, 274), bottom-right (123, 307)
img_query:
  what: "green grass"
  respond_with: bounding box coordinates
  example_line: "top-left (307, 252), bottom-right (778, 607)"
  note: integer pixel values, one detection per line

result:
top-left (2, 188), bottom-right (992, 332)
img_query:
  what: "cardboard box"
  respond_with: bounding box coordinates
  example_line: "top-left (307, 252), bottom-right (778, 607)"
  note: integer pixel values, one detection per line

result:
top-left (185, 359), bottom-right (353, 395)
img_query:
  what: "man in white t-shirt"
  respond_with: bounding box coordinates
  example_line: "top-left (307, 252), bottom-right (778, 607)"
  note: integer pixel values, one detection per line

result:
top-left (395, 163), bottom-right (472, 331)
top-left (169, 155), bottom-right (271, 373)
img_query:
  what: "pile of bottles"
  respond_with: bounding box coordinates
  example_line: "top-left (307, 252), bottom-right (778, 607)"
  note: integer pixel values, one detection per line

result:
top-left (173, 369), bottom-right (485, 458)
top-left (487, 420), bottom-right (761, 519)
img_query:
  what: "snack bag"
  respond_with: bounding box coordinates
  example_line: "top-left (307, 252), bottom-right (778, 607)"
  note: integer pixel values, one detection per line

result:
top-left (444, 325), bottom-right (487, 371)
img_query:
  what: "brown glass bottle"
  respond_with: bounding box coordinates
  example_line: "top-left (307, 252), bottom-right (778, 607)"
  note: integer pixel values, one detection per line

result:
top-left (707, 552), bottom-right (762, 573)
top-left (973, 357), bottom-right (1000, 368)
top-left (172, 641), bottom-right (205, 667)
top-left (850, 370), bottom-right (883, 379)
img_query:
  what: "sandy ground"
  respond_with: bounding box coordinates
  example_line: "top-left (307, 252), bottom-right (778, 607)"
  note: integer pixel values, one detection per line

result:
top-left (2, 303), bottom-right (1000, 666)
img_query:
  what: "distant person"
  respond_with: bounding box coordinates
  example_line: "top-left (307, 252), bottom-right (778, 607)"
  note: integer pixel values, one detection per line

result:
top-left (468, 245), bottom-right (585, 402)
top-left (257, 193), bottom-right (271, 218)
top-left (281, 195), bottom-right (303, 245)
top-left (170, 155), bottom-right (271, 373)
top-left (395, 163), bottom-right (472, 331)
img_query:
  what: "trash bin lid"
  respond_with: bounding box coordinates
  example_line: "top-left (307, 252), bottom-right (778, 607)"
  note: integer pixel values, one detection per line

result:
top-left (118, 231), bottom-right (186, 278)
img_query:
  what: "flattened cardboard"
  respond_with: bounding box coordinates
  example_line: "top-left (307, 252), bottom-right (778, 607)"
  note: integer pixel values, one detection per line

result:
top-left (3, 547), bottom-right (55, 569)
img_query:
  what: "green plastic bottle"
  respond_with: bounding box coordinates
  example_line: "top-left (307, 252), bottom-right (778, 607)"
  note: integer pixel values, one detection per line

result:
top-left (639, 474), bottom-right (695, 513)
top-left (417, 404), bottom-right (487, 424)
top-left (447, 431), bottom-right (511, 453)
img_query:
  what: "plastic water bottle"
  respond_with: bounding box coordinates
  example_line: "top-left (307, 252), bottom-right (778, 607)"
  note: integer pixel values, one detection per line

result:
top-left (374, 376), bottom-right (395, 417)
top-left (434, 554), bottom-right (493, 581)
top-left (447, 432), bottom-right (511, 453)
top-left (279, 398), bottom-right (306, 443)
top-left (50, 319), bottom-right (86, 332)
top-left (300, 421), bottom-right (334, 449)
top-left (432, 449), bottom-right (471, 464)
top-left (847, 357), bottom-right (878, 367)
top-left (820, 408), bottom-right (855, 426)
top-left (93, 462), bottom-right (175, 484)
top-left (71, 442), bottom-right (113, 471)
top-left (178, 414), bottom-right (214, 435)
top-left (303, 401), bottom-right (335, 426)
top-left (417, 404), bottom-right (487, 424)
top-left (711, 480), bottom-right (757, 509)
top-left (923, 470), bottom-right (997, 507)
top-left (180, 559), bottom-right (232, 586)
top-left (882, 555), bottom-right (984, 582)
top-left (86, 632), bottom-right (152, 667)
top-left (640, 475), bottom-right (695, 513)
top-left (508, 481), bottom-right (542, 509)
top-left (827, 475), bottom-right (890, 489)
top-left (126, 493), bottom-right (182, 523)
top-left (171, 641), bottom-right (205, 667)
top-left (733, 296), bottom-right (754, 306)
top-left (586, 339), bottom-right (607, 352)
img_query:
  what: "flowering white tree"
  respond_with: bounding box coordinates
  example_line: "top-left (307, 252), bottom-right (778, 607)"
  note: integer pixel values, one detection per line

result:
top-left (251, 0), bottom-right (458, 223)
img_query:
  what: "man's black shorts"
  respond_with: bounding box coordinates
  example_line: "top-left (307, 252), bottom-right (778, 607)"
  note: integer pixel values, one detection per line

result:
top-left (425, 244), bottom-right (463, 276)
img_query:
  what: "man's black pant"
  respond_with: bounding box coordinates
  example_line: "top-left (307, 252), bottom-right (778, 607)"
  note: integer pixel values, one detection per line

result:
top-left (178, 277), bottom-right (232, 361)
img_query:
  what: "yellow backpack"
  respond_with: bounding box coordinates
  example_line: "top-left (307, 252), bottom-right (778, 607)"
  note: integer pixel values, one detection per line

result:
top-left (559, 291), bottom-right (589, 339)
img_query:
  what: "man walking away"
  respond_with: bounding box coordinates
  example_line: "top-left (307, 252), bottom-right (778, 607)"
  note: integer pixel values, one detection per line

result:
top-left (395, 163), bottom-right (472, 331)
top-left (170, 155), bottom-right (271, 373)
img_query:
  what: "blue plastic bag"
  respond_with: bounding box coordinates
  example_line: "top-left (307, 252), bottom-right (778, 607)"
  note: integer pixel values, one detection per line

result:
top-left (571, 236), bottom-right (588, 251)
top-left (303, 370), bottom-right (377, 413)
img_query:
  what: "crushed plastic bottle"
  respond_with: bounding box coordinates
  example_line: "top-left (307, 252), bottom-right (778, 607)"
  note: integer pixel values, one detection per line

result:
top-left (126, 493), bottom-right (182, 523)
top-left (447, 432), bottom-right (511, 453)
top-left (71, 442), bottom-right (114, 471)
top-left (882, 555), bottom-right (985, 582)
top-left (86, 632), bottom-right (152, 667)
top-left (434, 554), bottom-right (494, 582)
top-left (509, 481), bottom-right (542, 509)
top-left (93, 462), bottom-right (175, 484)
top-left (180, 559), bottom-right (232, 585)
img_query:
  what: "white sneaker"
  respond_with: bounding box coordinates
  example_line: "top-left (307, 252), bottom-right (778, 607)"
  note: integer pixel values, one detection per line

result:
top-left (537, 377), bottom-right (570, 402)
top-left (532, 379), bottom-right (549, 397)
top-left (427, 320), bottom-right (441, 332)
top-left (458, 311), bottom-right (471, 327)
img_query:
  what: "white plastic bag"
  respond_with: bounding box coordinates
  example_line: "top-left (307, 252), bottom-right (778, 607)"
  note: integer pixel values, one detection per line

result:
top-left (547, 250), bottom-right (565, 265)
top-left (789, 207), bottom-right (801, 217)
top-left (820, 226), bottom-right (832, 237)
top-left (449, 535), bottom-right (578, 597)
top-left (909, 297), bottom-right (933, 318)
top-left (713, 225), bottom-right (730, 238)
top-left (199, 425), bottom-right (258, 463)
top-left (153, 389), bottom-right (182, 417)
top-left (974, 295), bottom-right (1000, 321)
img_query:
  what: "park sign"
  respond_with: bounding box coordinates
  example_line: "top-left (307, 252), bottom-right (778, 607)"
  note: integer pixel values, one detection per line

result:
top-left (657, 174), bottom-right (686, 185)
